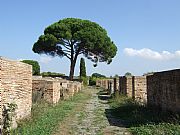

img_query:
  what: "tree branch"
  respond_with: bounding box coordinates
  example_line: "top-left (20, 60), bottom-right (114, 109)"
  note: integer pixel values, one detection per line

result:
top-left (63, 52), bottom-right (71, 59)
top-left (62, 50), bottom-right (71, 53)
top-left (61, 44), bottom-right (71, 50)
top-left (62, 39), bottom-right (69, 45)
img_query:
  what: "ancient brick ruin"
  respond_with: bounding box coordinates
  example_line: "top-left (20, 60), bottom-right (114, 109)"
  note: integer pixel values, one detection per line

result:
top-left (118, 76), bottom-right (147, 103)
top-left (147, 69), bottom-right (180, 112)
top-left (32, 76), bottom-right (82, 103)
top-left (0, 57), bottom-right (83, 131)
top-left (96, 69), bottom-right (180, 113)
top-left (0, 57), bottom-right (32, 120)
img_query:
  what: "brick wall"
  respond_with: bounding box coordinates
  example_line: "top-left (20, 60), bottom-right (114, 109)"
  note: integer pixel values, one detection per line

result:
top-left (147, 69), bottom-right (180, 112)
top-left (113, 78), bottom-right (119, 92)
top-left (119, 76), bottom-right (147, 103)
top-left (133, 76), bottom-right (147, 103)
top-left (33, 78), bottom-right (61, 104)
top-left (32, 77), bottom-right (82, 103)
top-left (0, 57), bottom-right (32, 120)
top-left (119, 76), bottom-right (133, 97)
top-left (96, 79), bottom-right (113, 90)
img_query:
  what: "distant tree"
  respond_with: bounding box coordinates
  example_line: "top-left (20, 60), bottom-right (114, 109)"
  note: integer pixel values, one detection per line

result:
top-left (125, 72), bottom-right (132, 77)
top-left (80, 58), bottom-right (86, 78)
top-left (92, 73), bottom-right (106, 78)
top-left (32, 18), bottom-right (117, 80)
top-left (113, 74), bottom-right (119, 78)
top-left (21, 60), bottom-right (40, 75)
top-left (89, 73), bottom-right (106, 86)
top-left (89, 76), bottom-right (96, 86)
top-left (41, 72), bottom-right (65, 77)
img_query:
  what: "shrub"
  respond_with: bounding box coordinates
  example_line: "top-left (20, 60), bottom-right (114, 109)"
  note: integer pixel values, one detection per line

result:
top-left (89, 77), bottom-right (96, 86)
top-left (81, 77), bottom-right (88, 86)
top-left (41, 72), bottom-right (65, 77)
top-left (92, 73), bottom-right (106, 78)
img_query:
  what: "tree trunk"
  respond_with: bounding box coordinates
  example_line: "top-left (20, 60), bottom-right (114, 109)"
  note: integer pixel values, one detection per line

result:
top-left (69, 45), bottom-right (80, 80)
top-left (69, 61), bottom-right (75, 80)
top-left (69, 53), bottom-right (79, 80)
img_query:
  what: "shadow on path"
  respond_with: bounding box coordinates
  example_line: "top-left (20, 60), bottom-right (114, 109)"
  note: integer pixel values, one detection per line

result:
top-left (98, 93), bottom-right (129, 128)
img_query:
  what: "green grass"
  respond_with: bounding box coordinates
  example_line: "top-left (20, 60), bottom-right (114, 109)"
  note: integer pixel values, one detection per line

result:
top-left (12, 90), bottom-right (91, 135)
top-left (108, 93), bottom-right (180, 135)
top-left (130, 123), bottom-right (180, 135)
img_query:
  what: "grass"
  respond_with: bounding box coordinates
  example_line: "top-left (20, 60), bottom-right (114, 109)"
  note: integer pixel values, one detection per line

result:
top-left (108, 93), bottom-right (180, 135)
top-left (12, 90), bottom-right (91, 135)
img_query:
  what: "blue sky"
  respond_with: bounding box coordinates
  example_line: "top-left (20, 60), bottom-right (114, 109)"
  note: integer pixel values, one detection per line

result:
top-left (0, 0), bottom-right (180, 76)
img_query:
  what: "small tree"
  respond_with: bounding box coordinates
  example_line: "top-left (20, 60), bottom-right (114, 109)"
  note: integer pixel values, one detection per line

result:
top-left (113, 74), bottom-right (119, 78)
top-left (125, 72), bottom-right (132, 77)
top-left (80, 58), bottom-right (86, 78)
top-left (80, 58), bottom-right (87, 86)
top-left (21, 60), bottom-right (40, 75)
top-left (32, 18), bottom-right (117, 80)
top-left (92, 73), bottom-right (106, 78)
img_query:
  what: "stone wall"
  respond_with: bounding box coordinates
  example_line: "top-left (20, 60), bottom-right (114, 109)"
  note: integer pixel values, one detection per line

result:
top-left (133, 76), bottom-right (147, 103)
top-left (113, 78), bottom-right (119, 92)
top-left (96, 79), bottom-right (113, 90)
top-left (119, 76), bottom-right (133, 97)
top-left (96, 79), bottom-right (114, 94)
top-left (147, 69), bottom-right (180, 112)
top-left (0, 57), bottom-right (32, 120)
top-left (119, 76), bottom-right (147, 103)
top-left (32, 77), bottom-right (82, 103)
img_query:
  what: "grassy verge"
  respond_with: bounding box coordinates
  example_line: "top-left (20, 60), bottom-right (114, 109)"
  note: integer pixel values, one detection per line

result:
top-left (12, 89), bottom-right (91, 135)
top-left (108, 94), bottom-right (180, 135)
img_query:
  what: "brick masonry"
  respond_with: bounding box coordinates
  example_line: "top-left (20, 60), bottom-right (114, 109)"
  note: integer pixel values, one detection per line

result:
top-left (119, 76), bottom-right (133, 97)
top-left (32, 77), bottom-right (82, 103)
top-left (0, 57), bottom-right (32, 120)
top-left (96, 69), bottom-right (180, 113)
top-left (32, 78), bottom-right (61, 104)
top-left (133, 76), bottom-right (147, 103)
top-left (97, 76), bottom-right (147, 103)
top-left (147, 69), bottom-right (180, 112)
top-left (119, 76), bottom-right (147, 103)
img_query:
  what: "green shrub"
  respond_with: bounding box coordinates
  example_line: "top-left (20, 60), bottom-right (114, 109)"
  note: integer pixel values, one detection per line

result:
top-left (41, 72), bottom-right (65, 77)
top-left (81, 77), bottom-right (88, 86)
top-left (92, 73), bottom-right (106, 78)
top-left (89, 77), bottom-right (96, 86)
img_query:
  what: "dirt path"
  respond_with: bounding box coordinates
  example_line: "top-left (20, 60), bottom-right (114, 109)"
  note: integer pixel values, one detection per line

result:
top-left (53, 87), bottom-right (130, 135)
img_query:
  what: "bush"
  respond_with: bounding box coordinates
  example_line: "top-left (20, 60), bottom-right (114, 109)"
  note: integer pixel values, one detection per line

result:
top-left (92, 73), bottom-right (106, 78)
top-left (41, 72), bottom-right (65, 77)
top-left (89, 77), bottom-right (96, 86)
top-left (81, 77), bottom-right (88, 86)
top-left (21, 60), bottom-right (40, 75)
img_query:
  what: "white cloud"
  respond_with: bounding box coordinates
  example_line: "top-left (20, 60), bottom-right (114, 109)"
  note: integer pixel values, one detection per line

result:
top-left (40, 56), bottom-right (52, 64)
top-left (124, 48), bottom-right (180, 60)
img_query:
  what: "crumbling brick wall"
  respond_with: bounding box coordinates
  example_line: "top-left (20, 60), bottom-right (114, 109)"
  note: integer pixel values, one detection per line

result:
top-left (32, 78), bottom-right (61, 104)
top-left (113, 78), bottom-right (119, 92)
top-left (32, 77), bottom-right (82, 102)
top-left (133, 76), bottom-right (147, 103)
top-left (147, 69), bottom-right (180, 112)
top-left (119, 76), bottom-right (147, 103)
top-left (0, 57), bottom-right (32, 120)
top-left (119, 76), bottom-right (133, 97)
top-left (96, 79), bottom-right (113, 90)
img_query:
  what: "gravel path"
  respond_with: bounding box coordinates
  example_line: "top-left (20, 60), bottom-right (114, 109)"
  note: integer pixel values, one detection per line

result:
top-left (53, 87), bottom-right (131, 135)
